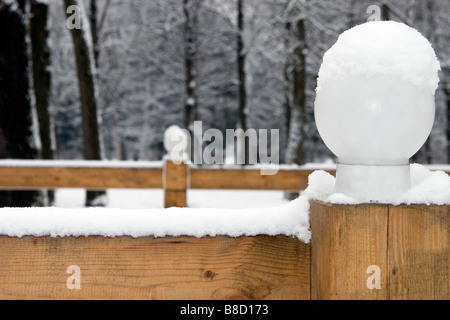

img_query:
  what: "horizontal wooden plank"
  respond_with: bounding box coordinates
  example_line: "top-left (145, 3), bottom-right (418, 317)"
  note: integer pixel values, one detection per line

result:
top-left (0, 235), bottom-right (310, 300)
top-left (190, 168), bottom-right (335, 191)
top-left (0, 162), bottom-right (447, 192)
top-left (0, 167), bottom-right (163, 190)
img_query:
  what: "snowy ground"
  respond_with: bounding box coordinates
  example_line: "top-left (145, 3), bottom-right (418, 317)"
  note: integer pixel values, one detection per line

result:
top-left (54, 189), bottom-right (290, 209)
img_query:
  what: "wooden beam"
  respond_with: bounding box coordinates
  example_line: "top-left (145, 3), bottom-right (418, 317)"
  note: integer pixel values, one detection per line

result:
top-left (190, 168), bottom-right (335, 191)
top-left (164, 161), bottom-right (188, 207)
top-left (0, 161), bottom-right (448, 193)
top-left (310, 201), bottom-right (450, 300)
top-left (310, 201), bottom-right (390, 300)
top-left (0, 167), bottom-right (163, 190)
top-left (0, 235), bottom-right (310, 300)
top-left (388, 205), bottom-right (449, 300)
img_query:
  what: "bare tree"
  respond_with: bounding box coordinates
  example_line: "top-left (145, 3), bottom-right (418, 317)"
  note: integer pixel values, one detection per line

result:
top-left (283, 17), bottom-right (292, 160)
top-left (63, 0), bottom-right (105, 206)
top-left (89, 0), bottom-right (99, 67)
top-left (89, 0), bottom-right (111, 68)
top-left (0, 0), bottom-right (39, 207)
top-left (381, 3), bottom-right (390, 21)
top-left (237, 0), bottom-right (249, 164)
top-left (446, 74), bottom-right (450, 163)
top-left (30, 0), bottom-right (54, 204)
top-left (183, 0), bottom-right (202, 160)
top-left (286, 1), bottom-right (306, 167)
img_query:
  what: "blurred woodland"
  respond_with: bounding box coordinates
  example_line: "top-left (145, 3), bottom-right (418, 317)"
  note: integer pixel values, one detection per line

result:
top-left (0, 0), bottom-right (449, 206)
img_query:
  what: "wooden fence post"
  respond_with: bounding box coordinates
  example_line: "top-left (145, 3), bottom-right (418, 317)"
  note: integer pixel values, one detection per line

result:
top-left (310, 201), bottom-right (449, 300)
top-left (310, 201), bottom-right (390, 300)
top-left (164, 160), bottom-right (188, 208)
top-left (388, 205), bottom-right (449, 300)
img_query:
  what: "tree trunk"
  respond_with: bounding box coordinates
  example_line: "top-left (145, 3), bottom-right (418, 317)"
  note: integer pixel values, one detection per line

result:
top-left (30, 0), bottom-right (54, 205)
top-left (444, 69), bottom-right (450, 164)
top-left (64, 0), bottom-right (105, 206)
top-left (423, 0), bottom-right (434, 164)
top-left (447, 91), bottom-right (450, 164)
top-left (183, 0), bottom-right (200, 162)
top-left (347, 0), bottom-right (356, 28)
top-left (382, 3), bottom-right (390, 21)
top-left (285, 5), bottom-right (307, 201)
top-left (0, 0), bottom-right (39, 207)
top-left (411, 0), bottom-right (434, 164)
top-left (283, 20), bottom-right (292, 165)
top-left (89, 0), bottom-right (99, 68)
top-left (289, 16), bottom-right (306, 166)
top-left (237, 0), bottom-right (249, 164)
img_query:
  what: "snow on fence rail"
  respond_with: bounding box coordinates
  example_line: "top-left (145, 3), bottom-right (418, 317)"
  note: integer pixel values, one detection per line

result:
top-left (0, 159), bottom-right (337, 207)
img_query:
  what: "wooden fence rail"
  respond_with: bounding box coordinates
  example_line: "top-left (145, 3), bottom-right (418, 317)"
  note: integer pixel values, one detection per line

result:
top-left (0, 160), bottom-right (336, 207)
top-left (0, 160), bottom-right (449, 300)
top-left (0, 202), bottom-right (448, 300)
top-left (0, 160), bottom-right (448, 207)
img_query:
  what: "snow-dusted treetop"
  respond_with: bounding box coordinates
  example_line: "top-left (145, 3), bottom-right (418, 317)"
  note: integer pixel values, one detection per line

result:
top-left (316, 21), bottom-right (441, 95)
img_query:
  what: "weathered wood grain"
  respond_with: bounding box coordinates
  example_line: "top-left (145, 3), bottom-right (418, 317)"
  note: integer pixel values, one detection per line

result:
top-left (0, 166), bottom-right (163, 190)
top-left (164, 161), bottom-right (188, 207)
top-left (388, 205), bottom-right (449, 300)
top-left (310, 201), bottom-right (390, 300)
top-left (0, 235), bottom-right (310, 300)
top-left (190, 168), bottom-right (335, 191)
top-left (164, 190), bottom-right (187, 208)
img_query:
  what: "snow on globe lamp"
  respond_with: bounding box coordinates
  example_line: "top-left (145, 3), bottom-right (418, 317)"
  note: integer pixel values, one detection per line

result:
top-left (314, 21), bottom-right (440, 202)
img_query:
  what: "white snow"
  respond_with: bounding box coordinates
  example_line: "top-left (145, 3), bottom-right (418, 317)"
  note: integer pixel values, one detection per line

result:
top-left (304, 164), bottom-right (450, 206)
top-left (186, 97), bottom-right (196, 106)
top-left (316, 21), bottom-right (441, 95)
top-left (163, 125), bottom-right (190, 162)
top-left (0, 195), bottom-right (311, 243)
top-left (53, 189), bottom-right (289, 209)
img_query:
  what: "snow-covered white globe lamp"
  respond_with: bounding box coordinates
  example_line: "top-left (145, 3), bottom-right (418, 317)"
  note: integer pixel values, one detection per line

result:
top-left (314, 21), bottom-right (440, 202)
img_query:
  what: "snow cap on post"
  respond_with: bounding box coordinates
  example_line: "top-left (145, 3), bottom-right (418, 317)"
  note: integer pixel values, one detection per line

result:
top-left (163, 125), bottom-right (190, 164)
top-left (314, 21), bottom-right (440, 203)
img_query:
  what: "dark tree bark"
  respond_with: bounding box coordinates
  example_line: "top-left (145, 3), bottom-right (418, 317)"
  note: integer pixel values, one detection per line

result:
top-left (411, 0), bottom-right (434, 164)
top-left (347, 0), bottom-right (357, 28)
top-left (30, 0), bottom-right (54, 204)
top-left (381, 3), bottom-right (390, 21)
top-left (183, 0), bottom-right (197, 129)
top-left (183, 0), bottom-right (201, 161)
top-left (237, 0), bottom-right (249, 164)
top-left (88, 0), bottom-right (111, 72)
top-left (289, 16), bottom-right (306, 166)
top-left (423, 0), bottom-right (434, 164)
top-left (64, 0), bottom-right (105, 206)
top-left (446, 83), bottom-right (450, 164)
top-left (0, 0), bottom-right (39, 207)
top-left (284, 5), bottom-right (307, 201)
top-left (89, 0), bottom-right (99, 67)
top-left (283, 20), bottom-right (292, 165)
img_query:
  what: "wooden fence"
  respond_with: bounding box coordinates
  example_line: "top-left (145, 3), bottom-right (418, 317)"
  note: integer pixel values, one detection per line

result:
top-left (0, 202), bottom-right (447, 300)
top-left (0, 160), bottom-right (449, 300)
top-left (0, 160), bottom-right (335, 207)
